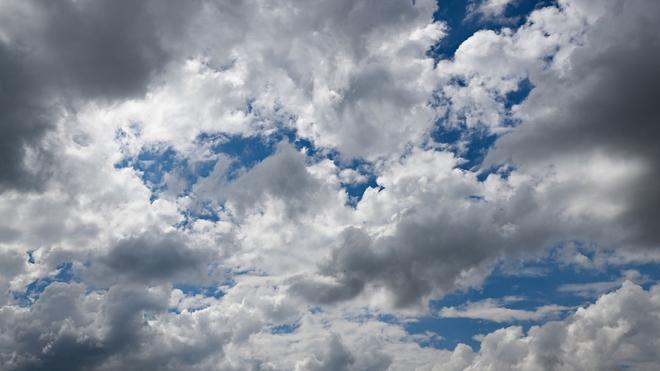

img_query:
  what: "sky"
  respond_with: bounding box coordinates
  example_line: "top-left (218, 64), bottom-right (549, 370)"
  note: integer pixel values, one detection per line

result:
top-left (1, 0), bottom-right (660, 370)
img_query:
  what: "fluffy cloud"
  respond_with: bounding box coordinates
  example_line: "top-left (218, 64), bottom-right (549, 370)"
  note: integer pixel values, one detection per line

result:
top-left (0, 0), bottom-right (201, 192)
top-left (466, 0), bottom-right (515, 21)
top-left (3, 280), bottom-right (659, 370)
top-left (462, 282), bottom-right (660, 371)
top-left (74, 0), bottom-right (445, 159)
top-left (485, 0), bottom-right (660, 249)
top-left (0, 0), bottom-right (659, 369)
top-left (302, 0), bottom-right (660, 308)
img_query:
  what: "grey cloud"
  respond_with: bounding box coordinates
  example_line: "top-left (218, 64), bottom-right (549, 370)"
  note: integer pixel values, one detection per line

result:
top-left (89, 231), bottom-right (211, 286)
top-left (0, 0), bottom-right (201, 192)
top-left (289, 274), bottom-right (366, 306)
top-left (0, 283), bottom-right (170, 371)
top-left (0, 248), bottom-right (26, 305)
top-left (0, 280), bottom-right (255, 371)
top-left (485, 0), bottom-right (660, 248)
top-left (0, 225), bottom-right (21, 243)
top-left (0, 249), bottom-right (25, 280)
top-left (6, 283), bottom-right (106, 371)
top-left (35, 0), bottom-right (169, 99)
top-left (292, 333), bottom-right (392, 371)
top-left (0, 43), bottom-right (53, 192)
top-left (296, 334), bottom-right (355, 371)
top-left (292, 0), bottom-right (660, 310)
top-left (334, 64), bottom-right (426, 158)
top-left (15, 0), bottom-right (202, 100)
top-left (195, 141), bottom-right (323, 219)
top-left (292, 191), bottom-right (558, 307)
top-left (229, 142), bottom-right (318, 212)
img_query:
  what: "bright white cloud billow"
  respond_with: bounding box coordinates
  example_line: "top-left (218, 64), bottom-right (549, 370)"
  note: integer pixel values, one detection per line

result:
top-left (0, 0), bottom-right (659, 370)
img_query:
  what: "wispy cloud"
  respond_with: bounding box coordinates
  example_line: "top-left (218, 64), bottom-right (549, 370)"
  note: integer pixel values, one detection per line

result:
top-left (558, 270), bottom-right (650, 298)
top-left (438, 297), bottom-right (570, 323)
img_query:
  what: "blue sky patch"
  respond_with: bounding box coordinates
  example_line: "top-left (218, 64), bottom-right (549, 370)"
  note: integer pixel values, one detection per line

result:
top-left (403, 245), bottom-right (660, 351)
top-left (115, 144), bottom-right (216, 201)
top-left (174, 283), bottom-right (225, 299)
top-left (429, 78), bottom-right (534, 174)
top-left (271, 322), bottom-right (301, 335)
top-left (117, 125), bottom-right (384, 211)
top-left (11, 262), bottom-right (78, 307)
top-left (26, 250), bottom-right (35, 264)
top-left (343, 175), bottom-right (379, 207)
top-left (432, 125), bottom-right (497, 171)
top-left (503, 78), bottom-right (534, 110)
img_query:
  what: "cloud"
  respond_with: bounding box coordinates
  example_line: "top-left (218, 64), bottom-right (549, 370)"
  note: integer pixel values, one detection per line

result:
top-left (87, 231), bottom-right (214, 286)
top-left (216, 142), bottom-right (322, 219)
top-left (439, 298), bottom-right (569, 323)
top-left (294, 334), bottom-right (356, 371)
top-left (76, 0), bottom-right (445, 159)
top-left (290, 148), bottom-right (559, 308)
top-left (0, 0), bottom-right (201, 192)
top-left (282, 0), bottom-right (660, 313)
top-left (0, 42), bottom-right (53, 192)
top-left (0, 0), bottom-right (659, 369)
top-left (466, 0), bottom-right (516, 21)
top-left (0, 283), bottom-right (171, 371)
top-left (557, 269), bottom-right (648, 298)
top-left (484, 0), bottom-right (660, 249)
top-left (460, 282), bottom-right (660, 370)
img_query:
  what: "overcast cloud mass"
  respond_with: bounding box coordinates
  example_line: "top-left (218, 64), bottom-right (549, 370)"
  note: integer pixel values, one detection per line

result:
top-left (1, 0), bottom-right (659, 370)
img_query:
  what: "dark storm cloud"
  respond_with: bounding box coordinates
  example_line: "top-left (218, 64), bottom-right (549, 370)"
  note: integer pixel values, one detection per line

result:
top-left (485, 0), bottom-right (660, 248)
top-left (0, 0), bottom-right (201, 192)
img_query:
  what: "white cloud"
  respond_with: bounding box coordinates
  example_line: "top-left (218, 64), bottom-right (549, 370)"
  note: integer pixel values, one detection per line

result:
top-left (460, 282), bottom-right (660, 371)
top-left (0, 0), bottom-right (659, 369)
top-left (467, 0), bottom-right (516, 21)
top-left (439, 298), bottom-right (569, 323)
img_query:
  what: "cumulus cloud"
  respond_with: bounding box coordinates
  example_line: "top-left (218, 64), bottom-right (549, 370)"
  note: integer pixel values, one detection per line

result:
top-left (290, 148), bottom-right (559, 308)
top-left (75, 0), bottom-right (445, 159)
top-left (197, 142), bottom-right (323, 219)
top-left (294, 0), bottom-right (660, 308)
top-left (0, 283), bottom-right (171, 371)
top-left (484, 0), bottom-right (660, 249)
top-left (86, 231), bottom-right (216, 286)
top-left (0, 0), bottom-right (201, 192)
top-left (461, 282), bottom-right (660, 370)
top-left (0, 0), bottom-right (659, 369)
